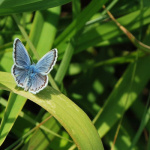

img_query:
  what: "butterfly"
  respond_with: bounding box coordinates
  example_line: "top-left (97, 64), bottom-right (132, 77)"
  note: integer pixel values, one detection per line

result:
top-left (11, 38), bottom-right (58, 94)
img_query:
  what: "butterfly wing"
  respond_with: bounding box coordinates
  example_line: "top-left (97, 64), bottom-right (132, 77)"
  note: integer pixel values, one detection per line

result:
top-left (29, 73), bottom-right (48, 94)
top-left (11, 65), bottom-right (28, 88)
top-left (12, 39), bottom-right (57, 94)
top-left (13, 38), bottom-right (31, 68)
top-left (35, 49), bottom-right (57, 75)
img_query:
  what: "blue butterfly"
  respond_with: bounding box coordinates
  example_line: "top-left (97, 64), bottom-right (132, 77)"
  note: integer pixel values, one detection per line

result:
top-left (11, 38), bottom-right (58, 94)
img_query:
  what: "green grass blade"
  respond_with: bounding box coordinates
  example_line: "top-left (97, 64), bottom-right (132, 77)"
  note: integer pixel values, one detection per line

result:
top-left (93, 29), bottom-right (150, 138)
top-left (129, 99), bottom-right (150, 149)
top-left (76, 7), bottom-right (150, 52)
top-left (12, 14), bottom-right (40, 59)
top-left (94, 53), bottom-right (150, 138)
top-left (0, 72), bottom-right (104, 150)
top-left (72, 0), bottom-right (81, 19)
top-left (21, 114), bottom-right (63, 150)
top-left (0, 98), bottom-right (71, 144)
top-left (55, 38), bottom-right (75, 86)
top-left (57, 7), bottom-right (150, 59)
top-left (27, 7), bottom-right (61, 57)
top-left (0, 0), bottom-right (71, 16)
top-left (54, 0), bottom-right (108, 47)
top-left (148, 131), bottom-right (150, 150)
top-left (104, 6), bottom-right (150, 53)
top-left (0, 93), bottom-right (26, 145)
top-left (54, 0), bottom-right (81, 86)
top-left (94, 51), bottom-right (144, 67)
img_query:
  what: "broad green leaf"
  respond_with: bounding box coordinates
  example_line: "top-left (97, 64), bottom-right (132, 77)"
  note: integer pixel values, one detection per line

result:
top-left (0, 72), bottom-right (104, 150)
top-left (0, 0), bottom-right (71, 16)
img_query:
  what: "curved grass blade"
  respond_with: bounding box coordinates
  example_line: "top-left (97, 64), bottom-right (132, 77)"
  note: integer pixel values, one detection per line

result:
top-left (0, 72), bottom-right (104, 150)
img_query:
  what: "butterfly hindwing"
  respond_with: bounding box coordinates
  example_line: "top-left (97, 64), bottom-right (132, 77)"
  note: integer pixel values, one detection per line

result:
top-left (35, 49), bottom-right (57, 75)
top-left (12, 65), bottom-right (28, 88)
top-left (13, 38), bottom-right (31, 68)
top-left (29, 73), bottom-right (48, 94)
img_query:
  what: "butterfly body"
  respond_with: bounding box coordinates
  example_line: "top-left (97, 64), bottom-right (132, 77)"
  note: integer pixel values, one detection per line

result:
top-left (23, 64), bottom-right (37, 91)
top-left (12, 38), bottom-right (57, 94)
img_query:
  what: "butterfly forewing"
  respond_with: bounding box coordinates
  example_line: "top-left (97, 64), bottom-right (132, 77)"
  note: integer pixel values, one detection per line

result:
top-left (35, 49), bottom-right (57, 75)
top-left (13, 38), bottom-right (31, 68)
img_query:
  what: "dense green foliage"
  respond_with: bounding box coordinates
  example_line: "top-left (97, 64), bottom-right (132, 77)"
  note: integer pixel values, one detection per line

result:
top-left (0, 0), bottom-right (150, 149)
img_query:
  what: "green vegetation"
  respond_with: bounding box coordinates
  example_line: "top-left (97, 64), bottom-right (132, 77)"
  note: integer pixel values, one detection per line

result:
top-left (0, 0), bottom-right (150, 149)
